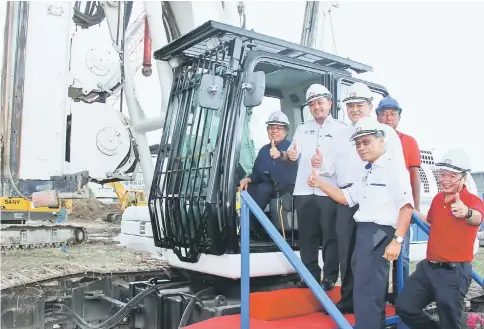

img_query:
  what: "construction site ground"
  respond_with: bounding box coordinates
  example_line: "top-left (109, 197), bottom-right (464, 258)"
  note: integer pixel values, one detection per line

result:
top-left (1, 198), bottom-right (166, 290)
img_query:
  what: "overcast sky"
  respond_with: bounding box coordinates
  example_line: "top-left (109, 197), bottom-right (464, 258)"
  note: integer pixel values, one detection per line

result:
top-left (125, 1), bottom-right (484, 172)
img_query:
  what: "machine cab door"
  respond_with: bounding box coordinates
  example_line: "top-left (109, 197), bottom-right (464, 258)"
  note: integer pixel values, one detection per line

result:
top-left (149, 37), bottom-right (246, 262)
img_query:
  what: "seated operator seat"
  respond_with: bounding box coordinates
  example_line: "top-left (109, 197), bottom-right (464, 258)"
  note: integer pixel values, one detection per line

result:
top-left (268, 192), bottom-right (298, 231)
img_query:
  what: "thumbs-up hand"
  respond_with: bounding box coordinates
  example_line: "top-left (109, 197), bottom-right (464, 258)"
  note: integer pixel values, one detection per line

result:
top-left (311, 148), bottom-right (323, 168)
top-left (269, 140), bottom-right (281, 159)
top-left (451, 191), bottom-right (468, 218)
top-left (307, 169), bottom-right (321, 188)
top-left (287, 143), bottom-right (299, 161)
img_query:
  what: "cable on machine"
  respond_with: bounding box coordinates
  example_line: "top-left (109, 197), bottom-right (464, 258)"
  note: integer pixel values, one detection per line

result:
top-left (73, 1), bottom-right (106, 29)
top-left (50, 281), bottom-right (188, 329)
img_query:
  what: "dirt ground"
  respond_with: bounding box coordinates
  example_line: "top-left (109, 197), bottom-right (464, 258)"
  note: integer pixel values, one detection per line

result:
top-left (1, 198), bottom-right (163, 290)
top-left (69, 198), bottom-right (121, 236)
top-left (0, 242), bottom-right (167, 290)
top-left (70, 198), bottom-right (120, 220)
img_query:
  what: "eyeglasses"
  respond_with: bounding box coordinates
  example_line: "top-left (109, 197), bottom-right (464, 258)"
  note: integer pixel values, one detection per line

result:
top-left (267, 126), bottom-right (285, 131)
top-left (354, 137), bottom-right (379, 149)
top-left (438, 171), bottom-right (463, 183)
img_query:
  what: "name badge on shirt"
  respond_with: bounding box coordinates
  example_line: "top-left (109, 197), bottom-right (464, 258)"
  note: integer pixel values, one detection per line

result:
top-left (310, 130), bottom-right (315, 135)
top-left (325, 134), bottom-right (332, 138)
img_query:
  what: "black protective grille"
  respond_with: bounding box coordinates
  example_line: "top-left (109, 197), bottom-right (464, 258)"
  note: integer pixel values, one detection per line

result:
top-left (149, 41), bottom-right (240, 262)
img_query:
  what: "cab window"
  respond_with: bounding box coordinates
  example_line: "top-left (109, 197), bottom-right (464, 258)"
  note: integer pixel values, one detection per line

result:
top-left (238, 61), bottom-right (327, 178)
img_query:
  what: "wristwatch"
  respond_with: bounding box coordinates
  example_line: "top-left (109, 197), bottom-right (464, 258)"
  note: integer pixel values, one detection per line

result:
top-left (279, 150), bottom-right (284, 158)
top-left (393, 235), bottom-right (404, 244)
top-left (465, 208), bottom-right (473, 219)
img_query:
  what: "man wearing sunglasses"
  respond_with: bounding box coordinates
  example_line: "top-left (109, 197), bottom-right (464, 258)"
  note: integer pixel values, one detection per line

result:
top-left (308, 116), bottom-right (414, 329)
top-left (396, 148), bottom-right (484, 329)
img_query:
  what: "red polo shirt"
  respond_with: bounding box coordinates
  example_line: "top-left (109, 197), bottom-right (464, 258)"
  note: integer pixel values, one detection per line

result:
top-left (426, 186), bottom-right (484, 262)
top-left (396, 131), bottom-right (421, 170)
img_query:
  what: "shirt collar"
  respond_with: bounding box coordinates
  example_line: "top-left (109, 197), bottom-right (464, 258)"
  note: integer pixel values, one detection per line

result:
top-left (365, 152), bottom-right (391, 170)
top-left (443, 185), bottom-right (471, 204)
top-left (308, 115), bottom-right (334, 127)
top-left (457, 185), bottom-right (471, 199)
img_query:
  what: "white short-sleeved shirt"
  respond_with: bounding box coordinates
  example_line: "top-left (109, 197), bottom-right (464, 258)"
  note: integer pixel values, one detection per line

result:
top-left (322, 121), bottom-right (409, 188)
top-left (289, 116), bottom-right (347, 196)
top-left (342, 153), bottom-right (414, 228)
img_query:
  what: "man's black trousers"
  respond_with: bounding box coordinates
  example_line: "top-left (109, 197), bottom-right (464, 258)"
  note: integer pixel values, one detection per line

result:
top-left (295, 194), bottom-right (339, 283)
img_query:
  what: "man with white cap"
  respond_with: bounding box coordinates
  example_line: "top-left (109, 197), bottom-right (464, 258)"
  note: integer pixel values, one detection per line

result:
top-left (238, 111), bottom-right (298, 238)
top-left (396, 148), bottom-right (484, 329)
top-left (316, 82), bottom-right (408, 313)
top-left (308, 117), bottom-right (414, 329)
top-left (283, 83), bottom-right (347, 290)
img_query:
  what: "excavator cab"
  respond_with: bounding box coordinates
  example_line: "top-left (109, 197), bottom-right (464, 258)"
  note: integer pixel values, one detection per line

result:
top-left (150, 21), bottom-right (388, 267)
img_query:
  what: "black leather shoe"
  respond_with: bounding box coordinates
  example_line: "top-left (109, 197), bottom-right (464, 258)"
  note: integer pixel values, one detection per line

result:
top-left (323, 304), bottom-right (354, 315)
top-left (386, 292), bottom-right (396, 305)
top-left (294, 280), bottom-right (309, 288)
top-left (322, 279), bottom-right (335, 291)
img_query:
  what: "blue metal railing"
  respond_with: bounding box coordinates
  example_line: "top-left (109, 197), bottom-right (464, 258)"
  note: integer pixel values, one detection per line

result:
top-left (411, 213), bottom-right (484, 287)
top-left (240, 191), bottom-right (406, 329)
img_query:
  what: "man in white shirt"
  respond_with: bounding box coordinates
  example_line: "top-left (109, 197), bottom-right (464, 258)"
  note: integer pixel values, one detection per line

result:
top-left (316, 83), bottom-right (408, 313)
top-left (283, 84), bottom-right (347, 290)
top-left (308, 117), bottom-right (414, 329)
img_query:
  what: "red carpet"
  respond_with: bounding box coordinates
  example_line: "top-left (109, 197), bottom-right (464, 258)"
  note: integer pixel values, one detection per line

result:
top-left (185, 286), bottom-right (396, 329)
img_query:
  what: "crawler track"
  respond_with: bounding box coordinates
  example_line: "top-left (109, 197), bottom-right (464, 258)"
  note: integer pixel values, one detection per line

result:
top-left (1, 223), bottom-right (87, 251)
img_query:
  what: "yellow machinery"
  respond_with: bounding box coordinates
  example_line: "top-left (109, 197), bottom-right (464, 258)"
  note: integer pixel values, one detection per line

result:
top-left (103, 182), bottom-right (147, 222)
top-left (0, 197), bottom-right (72, 224)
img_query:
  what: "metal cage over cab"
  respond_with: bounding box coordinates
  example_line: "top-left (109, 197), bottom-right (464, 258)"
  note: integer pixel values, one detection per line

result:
top-left (154, 20), bottom-right (372, 73)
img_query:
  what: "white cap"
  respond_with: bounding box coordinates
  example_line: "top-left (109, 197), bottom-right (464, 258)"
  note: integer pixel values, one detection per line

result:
top-left (304, 84), bottom-right (332, 105)
top-left (349, 117), bottom-right (383, 141)
top-left (266, 111), bottom-right (290, 127)
top-left (436, 148), bottom-right (471, 173)
top-left (343, 82), bottom-right (373, 104)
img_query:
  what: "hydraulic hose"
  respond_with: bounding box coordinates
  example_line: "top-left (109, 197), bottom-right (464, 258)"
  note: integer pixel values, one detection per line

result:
top-left (178, 287), bottom-right (213, 328)
top-left (53, 281), bottom-right (188, 329)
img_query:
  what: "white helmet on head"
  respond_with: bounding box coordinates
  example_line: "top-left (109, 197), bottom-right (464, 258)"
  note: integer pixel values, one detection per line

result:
top-left (266, 111), bottom-right (290, 127)
top-left (435, 148), bottom-right (471, 173)
top-left (304, 84), bottom-right (332, 105)
top-left (343, 82), bottom-right (373, 104)
top-left (349, 117), bottom-right (383, 141)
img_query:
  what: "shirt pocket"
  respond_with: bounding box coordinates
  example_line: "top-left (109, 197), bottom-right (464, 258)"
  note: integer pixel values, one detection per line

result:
top-left (366, 183), bottom-right (392, 207)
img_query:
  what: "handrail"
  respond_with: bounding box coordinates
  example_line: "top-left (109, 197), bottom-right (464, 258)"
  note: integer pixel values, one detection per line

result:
top-left (239, 190), bottom-right (353, 329)
top-left (411, 213), bottom-right (484, 287)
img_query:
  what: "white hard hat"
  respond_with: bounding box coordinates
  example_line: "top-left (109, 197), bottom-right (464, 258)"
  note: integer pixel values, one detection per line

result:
top-left (343, 82), bottom-right (373, 104)
top-left (266, 111), bottom-right (290, 127)
top-left (304, 84), bottom-right (332, 105)
top-left (435, 148), bottom-right (471, 173)
top-left (349, 117), bottom-right (383, 141)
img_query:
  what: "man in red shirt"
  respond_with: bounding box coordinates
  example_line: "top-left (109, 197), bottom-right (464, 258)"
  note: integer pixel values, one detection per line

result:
top-left (376, 96), bottom-right (420, 210)
top-left (395, 148), bottom-right (484, 329)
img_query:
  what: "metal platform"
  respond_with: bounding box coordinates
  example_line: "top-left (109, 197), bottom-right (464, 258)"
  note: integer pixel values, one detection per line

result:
top-left (154, 20), bottom-right (372, 74)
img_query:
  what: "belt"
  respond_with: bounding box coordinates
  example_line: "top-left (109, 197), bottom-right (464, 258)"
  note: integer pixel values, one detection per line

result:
top-left (339, 183), bottom-right (353, 189)
top-left (427, 260), bottom-right (464, 269)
